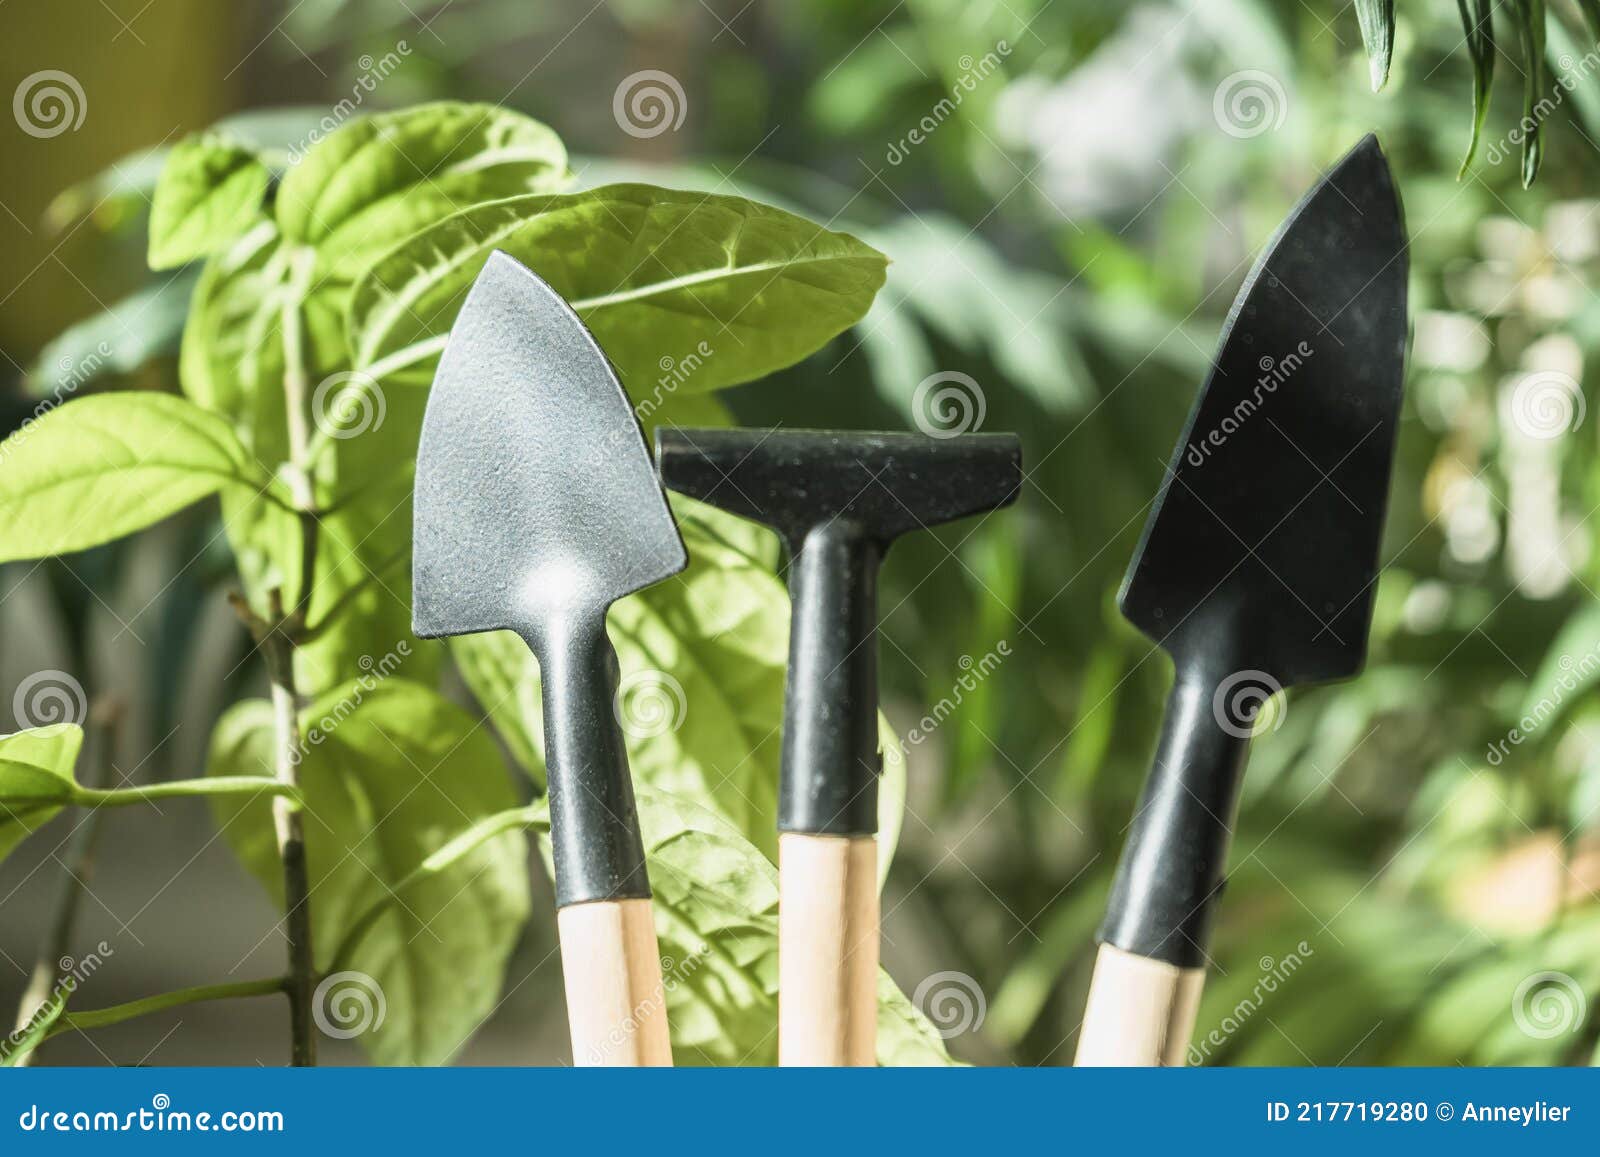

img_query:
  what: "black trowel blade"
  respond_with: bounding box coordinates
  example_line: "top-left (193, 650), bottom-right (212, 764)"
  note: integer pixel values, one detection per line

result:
top-left (1119, 135), bottom-right (1408, 688)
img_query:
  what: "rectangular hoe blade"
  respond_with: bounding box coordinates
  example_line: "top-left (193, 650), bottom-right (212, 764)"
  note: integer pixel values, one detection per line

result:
top-left (412, 250), bottom-right (686, 642)
top-left (1120, 134), bottom-right (1408, 689)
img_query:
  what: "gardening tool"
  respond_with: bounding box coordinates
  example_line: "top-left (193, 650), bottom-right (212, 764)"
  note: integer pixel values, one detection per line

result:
top-left (413, 251), bottom-right (685, 1066)
top-left (655, 428), bottom-right (1022, 1065)
top-left (1074, 134), bottom-right (1408, 1066)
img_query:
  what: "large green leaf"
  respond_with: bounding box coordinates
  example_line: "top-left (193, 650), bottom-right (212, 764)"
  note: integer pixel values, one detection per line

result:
top-left (0, 725), bottom-right (84, 863)
top-left (148, 134), bottom-right (272, 270)
top-left (347, 184), bottom-right (888, 396)
top-left (451, 502), bottom-right (906, 869)
top-left (276, 101), bottom-right (570, 283)
top-left (1511, 0), bottom-right (1547, 187)
top-left (526, 785), bottom-right (952, 1066)
top-left (207, 679), bottom-right (528, 1065)
top-left (1455, 0), bottom-right (1496, 175)
top-left (0, 393), bottom-right (273, 563)
top-left (1354, 0), bottom-right (1396, 91)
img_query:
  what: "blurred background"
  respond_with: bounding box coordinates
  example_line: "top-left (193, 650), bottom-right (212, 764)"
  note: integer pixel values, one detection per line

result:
top-left (2, 0), bottom-right (1599, 1065)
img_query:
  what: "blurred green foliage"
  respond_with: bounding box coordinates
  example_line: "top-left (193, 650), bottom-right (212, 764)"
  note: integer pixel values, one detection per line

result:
top-left (10, 0), bottom-right (1600, 1065)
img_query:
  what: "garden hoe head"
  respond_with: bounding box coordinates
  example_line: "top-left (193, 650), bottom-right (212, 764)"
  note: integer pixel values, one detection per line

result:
top-left (656, 427), bottom-right (1022, 1064)
top-left (413, 250), bottom-right (685, 1066)
top-left (1076, 135), bottom-right (1408, 1066)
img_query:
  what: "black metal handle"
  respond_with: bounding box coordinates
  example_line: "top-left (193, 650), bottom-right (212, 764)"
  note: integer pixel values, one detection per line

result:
top-left (1097, 666), bottom-right (1253, 968)
top-left (779, 520), bottom-right (883, 836)
top-left (528, 612), bottom-right (651, 908)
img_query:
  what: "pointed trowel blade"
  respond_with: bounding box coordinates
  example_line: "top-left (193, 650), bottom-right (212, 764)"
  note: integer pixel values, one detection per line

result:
top-left (1120, 134), bottom-right (1408, 688)
top-left (412, 251), bottom-right (686, 641)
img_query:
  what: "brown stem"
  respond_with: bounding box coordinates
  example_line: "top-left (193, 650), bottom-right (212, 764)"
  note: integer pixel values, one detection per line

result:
top-left (10, 698), bottom-right (123, 1066)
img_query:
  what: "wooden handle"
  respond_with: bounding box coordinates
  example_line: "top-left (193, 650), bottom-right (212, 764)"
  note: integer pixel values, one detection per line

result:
top-left (1074, 943), bottom-right (1205, 1066)
top-left (557, 897), bottom-right (673, 1066)
top-left (779, 832), bottom-right (878, 1066)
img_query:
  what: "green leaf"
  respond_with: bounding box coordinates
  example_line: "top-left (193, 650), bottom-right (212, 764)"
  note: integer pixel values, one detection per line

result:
top-left (276, 101), bottom-right (570, 283)
top-left (526, 785), bottom-right (952, 1066)
top-left (348, 184), bottom-right (888, 395)
top-left (207, 679), bottom-right (528, 1065)
top-left (25, 271), bottom-right (200, 396)
top-left (0, 725), bottom-right (84, 863)
top-left (1512, 0), bottom-right (1548, 187)
top-left (1455, 0), bottom-right (1496, 176)
top-left (0, 393), bottom-right (273, 564)
top-left (1354, 0), bottom-right (1396, 91)
top-left (451, 502), bottom-right (905, 867)
top-left (148, 134), bottom-right (272, 270)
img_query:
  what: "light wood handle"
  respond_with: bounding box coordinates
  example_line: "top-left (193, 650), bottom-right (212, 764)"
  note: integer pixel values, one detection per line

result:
top-left (1074, 943), bottom-right (1205, 1066)
top-left (779, 832), bottom-right (878, 1066)
top-left (557, 897), bottom-right (673, 1066)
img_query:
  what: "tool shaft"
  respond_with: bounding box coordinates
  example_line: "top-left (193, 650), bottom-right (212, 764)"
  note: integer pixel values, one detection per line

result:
top-left (779, 833), bottom-right (878, 1066)
top-left (780, 522), bottom-right (882, 835)
top-left (558, 897), bottom-right (672, 1065)
top-left (1075, 943), bottom-right (1204, 1066)
top-left (533, 612), bottom-right (652, 908)
top-left (1098, 665), bottom-right (1252, 967)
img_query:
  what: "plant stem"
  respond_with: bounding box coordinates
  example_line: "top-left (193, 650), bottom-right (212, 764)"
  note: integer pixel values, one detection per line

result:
top-left (49, 977), bottom-right (290, 1041)
top-left (10, 699), bottom-right (121, 1067)
top-left (259, 244), bottom-right (321, 1068)
top-left (68, 776), bottom-right (301, 808)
